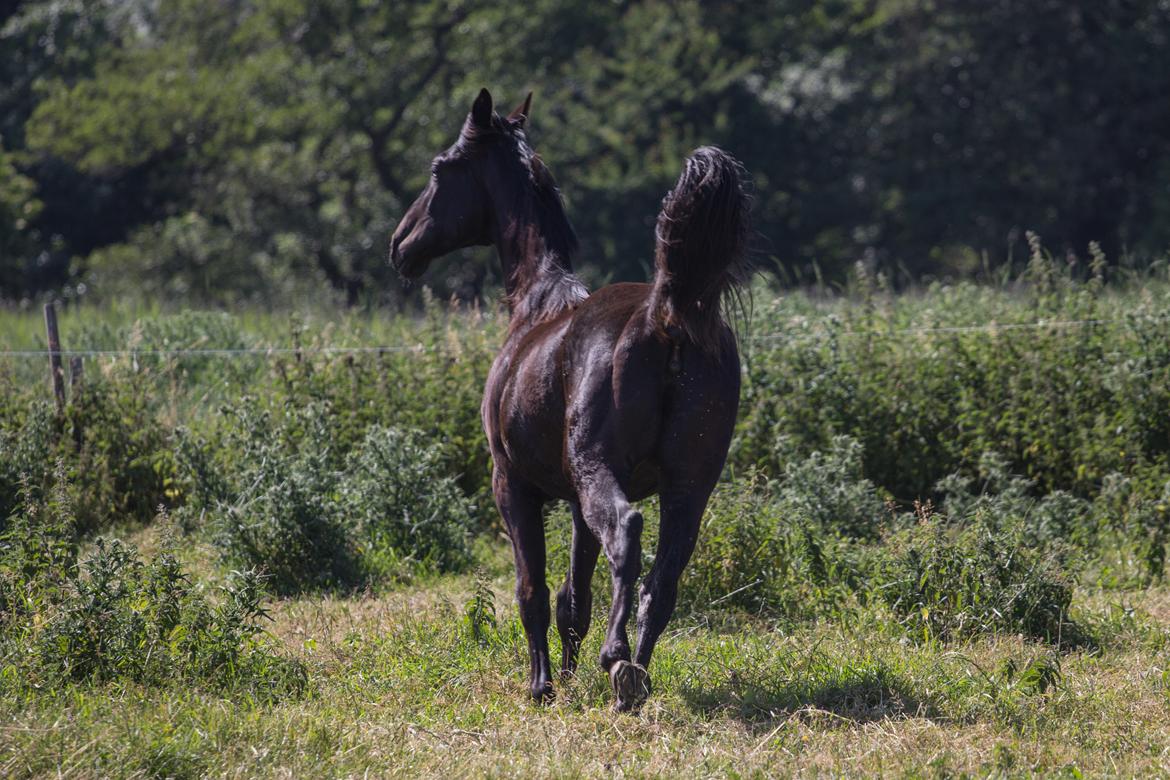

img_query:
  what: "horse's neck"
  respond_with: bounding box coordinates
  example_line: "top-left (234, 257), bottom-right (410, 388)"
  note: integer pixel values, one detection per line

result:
top-left (497, 221), bottom-right (567, 292)
top-left (495, 214), bottom-right (585, 328)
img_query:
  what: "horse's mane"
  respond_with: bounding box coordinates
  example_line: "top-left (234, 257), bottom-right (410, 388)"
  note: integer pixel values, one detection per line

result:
top-left (461, 115), bottom-right (584, 322)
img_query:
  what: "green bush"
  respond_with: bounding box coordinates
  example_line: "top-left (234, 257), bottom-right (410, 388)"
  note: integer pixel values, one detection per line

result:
top-left (932, 452), bottom-right (1170, 588)
top-left (774, 435), bottom-right (886, 538)
top-left (207, 401), bottom-right (358, 595)
top-left (677, 472), bottom-right (869, 623)
top-left (0, 471), bottom-right (304, 696)
top-left (0, 400), bottom-right (56, 526)
top-left (1088, 472), bottom-right (1170, 588)
top-left (339, 425), bottom-right (477, 580)
top-left (259, 294), bottom-right (497, 512)
top-left (29, 540), bottom-right (305, 695)
top-left (0, 370), bottom-right (174, 536)
top-left (677, 450), bottom-right (1097, 642)
top-left (192, 400), bottom-right (478, 594)
top-left (877, 506), bottom-right (1075, 643)
top-left (0, 470), bottom-right (78, 631)
top-left (64, 371), bottom-right (176, 534)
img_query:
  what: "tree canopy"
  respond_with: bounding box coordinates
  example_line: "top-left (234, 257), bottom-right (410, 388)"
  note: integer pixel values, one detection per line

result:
top-left (2, 0), bottom-right (1168, 304)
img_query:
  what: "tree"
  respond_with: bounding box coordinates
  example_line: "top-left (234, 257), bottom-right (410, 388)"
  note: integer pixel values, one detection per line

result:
top-left (5, 0), bottom-right (1170, 302)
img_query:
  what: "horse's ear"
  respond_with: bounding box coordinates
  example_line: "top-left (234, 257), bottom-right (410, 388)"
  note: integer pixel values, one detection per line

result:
top-left (507, 92), bottom-right (533, 128)
top-left (471, 88), bottom-right (494, 128)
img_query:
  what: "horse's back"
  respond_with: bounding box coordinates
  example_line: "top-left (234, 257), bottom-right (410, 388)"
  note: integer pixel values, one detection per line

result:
top-left (486, 280), bottom-right (738, 502)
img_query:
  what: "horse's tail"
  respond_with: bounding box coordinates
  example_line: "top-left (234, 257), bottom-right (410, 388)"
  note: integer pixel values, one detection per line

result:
top-left (650, 146), bottom-right (750, 354)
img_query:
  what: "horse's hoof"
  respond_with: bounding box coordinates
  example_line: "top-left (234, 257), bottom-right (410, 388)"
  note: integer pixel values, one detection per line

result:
top-left (530, 680), bottom-right (555, 705)
top-left (609, 660), bottom-right (651, 712)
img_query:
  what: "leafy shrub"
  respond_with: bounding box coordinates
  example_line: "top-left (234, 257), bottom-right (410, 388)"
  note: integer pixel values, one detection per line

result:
top-left (0, 469), bottom-right (78, 630)
top-left (1088, 472), bottom-right (1170, 588)
top-left (0, 472), bottom-right (304, 696)
top-left (193, 400), bottom-right (478, 594)
top-left (0, 400), bottom-right (56, 527)
top-left (877, 504), bottom-right (1075, 643)
top-left (933, 453), bottom-right (1170, 588)
top-left (31, 540), bottom-right (305, 695)
top-left (208, 401), bottom-right (358, 595)
top-left (932, 451), bottom-right (1092, 551)
top-left (339, 425), bottom-right (477, 580)
top-left (676, 473), bottom-right (868, 622)
top-left (64, 371), bottom-right (176, 534)
top-left (261, 293), bottom-right (498, 512)
top-left (774, 435), bottom-right (886, 538)
top-left (0, 369), bottom-right (174, 536)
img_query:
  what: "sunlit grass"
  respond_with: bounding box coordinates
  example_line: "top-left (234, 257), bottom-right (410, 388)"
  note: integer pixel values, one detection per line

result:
top-left (4, 570), bottom-right (1170, 778)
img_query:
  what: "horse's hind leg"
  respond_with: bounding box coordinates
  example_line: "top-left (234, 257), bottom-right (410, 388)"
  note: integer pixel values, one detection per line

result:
top-left (634, 485), bottom-right (710, 672)
top-left (556, 501), bottom-right (600, 678)
top-left (494, 470), bottom-right (554, 703)
top-left (577, 473), bottom-right (649, 711)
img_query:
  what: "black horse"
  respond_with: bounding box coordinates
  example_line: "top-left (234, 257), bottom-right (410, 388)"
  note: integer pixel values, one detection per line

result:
top-left (391, 89), bottom-right (749, 710)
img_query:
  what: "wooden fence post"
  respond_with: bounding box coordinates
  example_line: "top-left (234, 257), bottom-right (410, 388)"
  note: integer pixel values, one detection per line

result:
top-left (43, 303), bottom-right (66, 417)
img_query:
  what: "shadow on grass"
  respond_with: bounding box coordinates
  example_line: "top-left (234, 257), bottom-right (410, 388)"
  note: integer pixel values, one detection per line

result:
top-left (679, 659), bottom-right (936, 725)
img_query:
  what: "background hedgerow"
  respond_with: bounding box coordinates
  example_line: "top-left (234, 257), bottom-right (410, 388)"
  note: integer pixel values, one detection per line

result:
top-left (0, 267), bottom-right (1167, 668)
top-left (732, 259), bottom-right (1170, 501)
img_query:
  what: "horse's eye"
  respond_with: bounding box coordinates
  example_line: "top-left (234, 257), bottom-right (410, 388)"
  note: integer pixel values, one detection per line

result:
top-left (430, 163), bottom-right (441, 177)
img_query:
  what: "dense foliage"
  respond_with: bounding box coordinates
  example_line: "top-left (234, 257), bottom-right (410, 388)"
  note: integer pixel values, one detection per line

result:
top-left (2, 263), bottom-right (1168, 648)
top-left (3, 1), bottom-right (1170, 303)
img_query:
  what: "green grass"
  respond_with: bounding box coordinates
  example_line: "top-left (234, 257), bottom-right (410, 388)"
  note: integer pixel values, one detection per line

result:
top-left (4, 560), bottom-right (1170, 777)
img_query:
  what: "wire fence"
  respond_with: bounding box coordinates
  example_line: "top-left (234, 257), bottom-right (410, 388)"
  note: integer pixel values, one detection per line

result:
top-left (0, 345), bottom-right (425, 359)
top-left (0, 314), bottom-right (1152, 360)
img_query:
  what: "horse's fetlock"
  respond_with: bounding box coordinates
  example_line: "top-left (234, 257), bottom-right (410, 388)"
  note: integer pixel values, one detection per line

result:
top-left (600, 641), bottom-right (631, 671)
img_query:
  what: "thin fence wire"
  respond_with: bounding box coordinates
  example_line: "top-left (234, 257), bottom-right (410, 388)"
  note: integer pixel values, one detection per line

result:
top-left (0, 313), bottom-right (1159, 359)
top-left (0, 345), bottom-right (426, 359)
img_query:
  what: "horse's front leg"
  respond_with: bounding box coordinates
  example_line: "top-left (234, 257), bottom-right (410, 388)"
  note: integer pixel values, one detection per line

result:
top-left (556, 500), bottom-right (600, 678)
top-left (494, 468), bottom-right (554, 703)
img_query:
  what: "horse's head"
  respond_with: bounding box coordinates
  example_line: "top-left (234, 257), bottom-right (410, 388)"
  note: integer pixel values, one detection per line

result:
top-left (390, 88), bottom-right (532, 279)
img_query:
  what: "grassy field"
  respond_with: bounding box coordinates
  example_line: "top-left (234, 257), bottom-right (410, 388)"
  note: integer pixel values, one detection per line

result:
top-left (4, 535), bottom-right (1170, 777)
top-left (4, 256), bottom-right (1170, 777)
